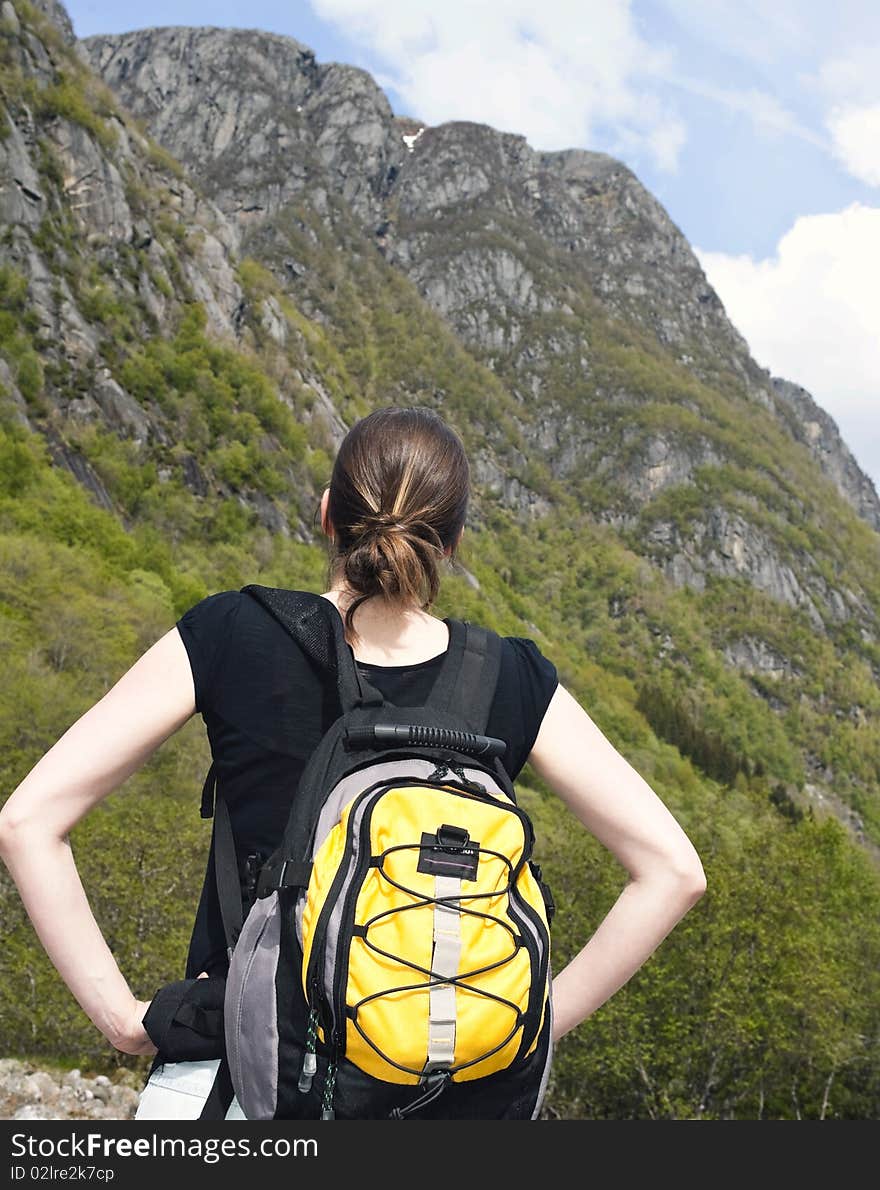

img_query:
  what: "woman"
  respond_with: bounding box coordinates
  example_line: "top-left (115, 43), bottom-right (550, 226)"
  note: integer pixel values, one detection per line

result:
top-left (0, 405), bottom-right (706, 1119)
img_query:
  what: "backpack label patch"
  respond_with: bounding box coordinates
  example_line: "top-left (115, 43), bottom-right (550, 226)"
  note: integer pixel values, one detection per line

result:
top-left (417, 826), bottom-right (481, 881)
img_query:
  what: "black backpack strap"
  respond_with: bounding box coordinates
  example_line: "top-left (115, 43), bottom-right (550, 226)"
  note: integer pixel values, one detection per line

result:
top-left (199, 1056), bottom-right (235, 1120)
top-left (213, 792), bottom-right (244, 958)
top-left (425, 619), bottom-right (502, 735)
top-left (199, 760), bottom-right (217, 818)
top-left (200, 761), bottom-right (244, 957)
top-left (240, 585), bottom-right (383, 714)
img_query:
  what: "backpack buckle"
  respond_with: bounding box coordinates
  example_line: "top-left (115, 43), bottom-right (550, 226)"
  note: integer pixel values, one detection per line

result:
top-left (255, 857), bottom-right (313, 897)
top-left (436, 824), bottom-right (469, 851)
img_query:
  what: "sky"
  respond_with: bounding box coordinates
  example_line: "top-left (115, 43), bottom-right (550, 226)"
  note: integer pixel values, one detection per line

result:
top-left (65, 1), bottom-right (880, 490)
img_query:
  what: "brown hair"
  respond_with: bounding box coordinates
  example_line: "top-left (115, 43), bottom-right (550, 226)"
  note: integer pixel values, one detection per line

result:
top-left (317, 406), bottom-right (469, 644)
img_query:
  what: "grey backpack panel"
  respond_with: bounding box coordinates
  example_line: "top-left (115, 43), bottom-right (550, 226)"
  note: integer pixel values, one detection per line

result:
top-left (225, 892), bottom-right (281, 1121)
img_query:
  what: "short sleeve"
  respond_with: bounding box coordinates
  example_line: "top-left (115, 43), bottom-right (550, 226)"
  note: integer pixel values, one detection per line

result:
top-left (504, 637), bottom-right (559, 775)
top-left (176, 590), bottom-right (242, 714)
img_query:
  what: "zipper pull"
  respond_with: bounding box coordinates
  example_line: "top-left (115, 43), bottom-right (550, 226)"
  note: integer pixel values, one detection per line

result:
top-left (449, 763), bottom-right (486, 793)
top-left (428, 763), bottom-right (449, 781)
top-left (298, 1007), bottom-right (319, 1093)
top-left (298, 1049), bottom-right (317, 1093)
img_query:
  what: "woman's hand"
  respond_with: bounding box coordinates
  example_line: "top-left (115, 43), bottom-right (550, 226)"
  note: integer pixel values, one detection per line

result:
top-left (109, 996), bottom-right (158, 1057)
top-left (110, 971), bottom-right (211, 1056)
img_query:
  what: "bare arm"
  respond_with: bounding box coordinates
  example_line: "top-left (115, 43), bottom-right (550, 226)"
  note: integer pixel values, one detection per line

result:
top-left (527, 683), bottom-right (707, 1043)
top-left (0, 627), bottom-right (198, 1055)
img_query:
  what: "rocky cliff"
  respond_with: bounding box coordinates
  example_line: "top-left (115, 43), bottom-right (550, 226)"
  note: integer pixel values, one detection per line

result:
top-left (0, 2), bottom-right (249, 508)
top-left (82, 24), bottom-right (880, 534)
top-left (770, 374), bottom-right (880, 532)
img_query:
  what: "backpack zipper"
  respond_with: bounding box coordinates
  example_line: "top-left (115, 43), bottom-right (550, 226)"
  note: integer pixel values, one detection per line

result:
top-left (506, 880), bottom-right (550, 1060)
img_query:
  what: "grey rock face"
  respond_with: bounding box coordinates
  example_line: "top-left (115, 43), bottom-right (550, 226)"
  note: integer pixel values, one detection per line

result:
top-left (81, 31), bottom-right (753, 377)
top-left (49, 120), bottom-right (134, 243)
top-left (234, 487), bottom-right (288, 536)
top-left (91, 371), bottom-right (152, 444)
top-left (45, 433), bottom-right (117, 513)
top-left (81, 27), bottom-right (402, 226)
top-left (181, 452), bottom-right (208, 496)
top-left (642, 504), bottom-right (876, 634)
top-left (0, 357), bottom-right (31, 429)
top-left (722, 636), bottom-right (802, 680)
top-left (81, 22), bottom-right (880, 548)
top-left (770, 376), bottom-right (880, 532)
top-left (621, 432), bottom-right (725, 504)
top-left (30, 1), bottom-right (75, 44)
top-left (182, 223), bottom-right (244, 340)
top-left (472, 448), bottom-right (552, 519)
top-left (531, 407), bottom-right (586, 478)
top-left (1, 3), bottom-right (19, 34)
top-left (394, 125), bottom-right (751, 372)
top-left (299, 374), bottom-right (349, 454)
top-left (1, 15), bottom-right (244, 344)
top-left (0, 116), bottom-right (46, 229)
top-left (0, 3), bottom-right (274, 517)
top-left (6, 3), bottom-right (877, 631)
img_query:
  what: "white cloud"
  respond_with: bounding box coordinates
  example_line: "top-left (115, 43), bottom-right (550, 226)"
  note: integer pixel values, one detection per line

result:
top-left (807, 43), bottom-right (880, 186)
top-left (695, 203), bottom-right (880, 488)
top-left (309, 0), bottom-right (686, 171)
top-left (827, 104), bottom-right (880, 188)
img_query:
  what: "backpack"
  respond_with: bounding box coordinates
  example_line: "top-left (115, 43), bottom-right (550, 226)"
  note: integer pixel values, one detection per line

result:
top-left (205, 585), bottom-right (555, 1120)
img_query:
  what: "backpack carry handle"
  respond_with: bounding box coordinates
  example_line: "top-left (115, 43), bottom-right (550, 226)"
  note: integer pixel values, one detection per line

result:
top-left (344, 723), bottom-right (507, 760)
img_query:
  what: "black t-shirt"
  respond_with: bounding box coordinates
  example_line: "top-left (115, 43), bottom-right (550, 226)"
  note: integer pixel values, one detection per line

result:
top-left (176, 588), bottom-right (559, 976)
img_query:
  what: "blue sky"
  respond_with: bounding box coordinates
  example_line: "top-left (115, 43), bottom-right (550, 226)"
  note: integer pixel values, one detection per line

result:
top-left (65, 1), bottom-right (880, 488)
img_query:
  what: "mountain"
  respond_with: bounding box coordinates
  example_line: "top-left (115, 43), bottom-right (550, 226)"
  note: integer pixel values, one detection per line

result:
top-left (81, 24), bottom-right (880, 531)
top-left (1, 1), bottom-right (878, 1118)
top-left (80, 21), bottom-right (880, 818)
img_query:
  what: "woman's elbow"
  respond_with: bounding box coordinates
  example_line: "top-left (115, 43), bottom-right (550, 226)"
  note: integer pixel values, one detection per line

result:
top-left (0, 804), bottom-right (25, 858)
top-left (0, 800), bottom-right (46, 859)
top-left (631, 845), bottom-right (707, 909)
top-left (672, 852), bottom-right (707, 907)
top-left (643, 843), bottom-right (706, 909)
top-left (0, 808), bottom-right (20, 860)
